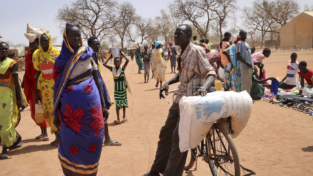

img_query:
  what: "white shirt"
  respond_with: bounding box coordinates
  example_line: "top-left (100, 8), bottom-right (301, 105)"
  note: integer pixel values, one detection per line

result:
top-left (285, 61), bottom-right (300, 85)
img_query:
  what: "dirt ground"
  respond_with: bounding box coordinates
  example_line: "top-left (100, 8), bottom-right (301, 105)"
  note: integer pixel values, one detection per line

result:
top-left (1, 50), bottom-right (313, 176)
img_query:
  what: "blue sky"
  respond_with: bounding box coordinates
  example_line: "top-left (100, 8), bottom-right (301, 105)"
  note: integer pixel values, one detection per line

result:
top-left (0, 0), bottom-right (312, 46)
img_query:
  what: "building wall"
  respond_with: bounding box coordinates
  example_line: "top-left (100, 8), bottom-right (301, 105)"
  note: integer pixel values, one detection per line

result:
top-left (280, 13), bottom-right (313, 49)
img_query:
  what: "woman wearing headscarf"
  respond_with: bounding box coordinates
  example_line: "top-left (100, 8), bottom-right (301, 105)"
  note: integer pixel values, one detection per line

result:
top-left (168, 41), bottom-right (177, 73)
top-left (53, 23), bottom-right (111, 176)
top-left (135, 43), bottom-right (144, 74)
top-left (23, 29), bottom-right (49, 140)
top-left (223, 36), bottom-right (241, 92)
top-left (33, 33), bottom-right (60, 145)
top-left (0, 41), bottom-right (27, 159)
top-left (151, 41), bottom-right (167, 88)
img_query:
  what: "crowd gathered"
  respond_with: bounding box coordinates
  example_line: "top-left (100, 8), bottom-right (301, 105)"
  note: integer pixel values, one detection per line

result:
top-left (1, 21), bottom-right (312, 176)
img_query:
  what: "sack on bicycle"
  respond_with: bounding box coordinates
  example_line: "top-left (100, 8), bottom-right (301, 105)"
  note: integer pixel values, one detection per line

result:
top-left (178, 90), bottom-right (253, 152)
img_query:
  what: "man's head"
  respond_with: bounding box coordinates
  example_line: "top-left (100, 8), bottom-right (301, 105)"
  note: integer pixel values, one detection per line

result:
top-left (144, 45), bottom-right (148, 50)
top-left (40, 34), bottom-right (50, 52)
top-left (0, 42), bottom-right (9, 59)
top-left (204, 39), bottom-right (209, 44)
top-left (239, 30), bottom-right (247, 41)
top-left (299, 61), bottom-right (307, 72)
top-left (193, 36), bottom-right (197, 41)
top-left (200, 39), bottom-right (205, 43)
top-left (291, 52), bottom-right (297, 62)
top-left (251, 47), bottom-right (256, 54)
top-left (224, 32), bottom-right (232, 41)
top-left (29, 38), bottom-right (39, 53)
top-left (175, 24), bottom-right (192, 46)
top-left (263, 48), bottom-right (271, 58)
top-left (88, 36), bottom-right (101, 53)
top-left (152, 43), bottom-right (155, 49)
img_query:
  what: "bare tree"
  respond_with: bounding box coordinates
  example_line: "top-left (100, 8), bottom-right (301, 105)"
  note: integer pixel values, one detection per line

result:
top-left (155, 9), bottom-right (174, 49)
top-left (56, 0), bottom-right (118, 42)
top-left (304, 4), bottom-right (313, 11)
top-left (257, 0), bottom-right (300, 27)
top-left (168, 2), bottom-right (185, 28)
top-left (174, 0), bottom-right (216, 39)
top-left (133, 16), bottom-right (152, 44)
top-left (243, 2), bottom-right (275, 47)
top-left (210, 0), bottom-right (237, 40)
top-left (114, 2), bottom-right (136, 49)
top-left (52, 36), bottom-right (58, 45)
top-left (255, 0), bottom-right (300, 48)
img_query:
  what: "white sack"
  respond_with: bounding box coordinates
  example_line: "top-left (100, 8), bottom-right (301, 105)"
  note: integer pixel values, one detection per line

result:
top-left (24, 33), bottom-right (37, 43)
top-left (26, 23), bottom-right (49, 38)
top-left (218, 67), bottom-right (225, 79)
top-left (179, 91), bottom-right (252, 152)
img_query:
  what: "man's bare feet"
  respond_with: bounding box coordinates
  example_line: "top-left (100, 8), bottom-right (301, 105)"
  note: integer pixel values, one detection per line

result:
top-left (104, 140), bottom-right (122, 146)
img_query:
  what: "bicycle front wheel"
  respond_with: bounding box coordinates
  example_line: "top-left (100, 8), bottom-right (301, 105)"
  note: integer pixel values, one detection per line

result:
top-left (206, 123), bottom-right (240, 176)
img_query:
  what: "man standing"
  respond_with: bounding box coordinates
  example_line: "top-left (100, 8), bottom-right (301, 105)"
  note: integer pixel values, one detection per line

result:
top-left (192, 35), bottom-right (199, 45)
top-left (205, 39), bottom-right (211, 52)
top-left (88, 36), bottom-right (122, 146)
top-left (236, 30), bottom-right (254, 94)
top-left (144, 24), bottom-right (216, 176)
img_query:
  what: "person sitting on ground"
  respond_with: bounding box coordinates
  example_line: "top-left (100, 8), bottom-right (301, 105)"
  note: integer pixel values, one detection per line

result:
top-left (279, 52), bottom-right (300, 90)
top-left (251, 67), bottom-right (276, 100)
top-left (104, 51), bottom-right (130, 124)
top-left (88, 36), bottom-right (121, 146)
top-left (298, 61), bottom-right (313, 94)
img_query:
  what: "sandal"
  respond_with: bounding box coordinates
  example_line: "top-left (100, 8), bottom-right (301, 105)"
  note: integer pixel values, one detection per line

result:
top-left (43, 137), bottom-right (49, 141)
top-left (122, 118), bottom-right (128, 123)
top-left (35, 135), bottom-right (44, 140)
top-left (9, 142), bottom-right (23, 151)
top-left (0, 154), bottom-right (9, 160)
top-left (50, 140), bottom-right (59, 147)
top-left (104, 140), bottom-right (122, 146)
top-left (114, 120), bottom-right (120, 125)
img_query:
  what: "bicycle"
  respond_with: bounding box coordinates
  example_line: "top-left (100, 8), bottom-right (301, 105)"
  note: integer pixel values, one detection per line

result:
top-left (166, 88), bottom-right (254, 176)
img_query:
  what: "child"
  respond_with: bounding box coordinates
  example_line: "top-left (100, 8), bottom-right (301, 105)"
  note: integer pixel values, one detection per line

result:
top-left (103, 51), bottom-right (130, 124)
top-left (298, 61), bottom-right (313, 94)
top-left (279, 53), bottom-right (300, 89)
top-left (142, 45), bottom-right (151, 83)
top-left (250, 67), bottom-right (276, 100)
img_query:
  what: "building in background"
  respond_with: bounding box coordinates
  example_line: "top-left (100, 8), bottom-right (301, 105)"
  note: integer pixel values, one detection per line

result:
top-left (280, 12), bottom-right (313, 49)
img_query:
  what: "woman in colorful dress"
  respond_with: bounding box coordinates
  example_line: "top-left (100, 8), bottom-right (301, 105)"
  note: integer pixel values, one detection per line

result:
top-left (223, 36), bottom-right (242, 92)
top-left (103, 51), bottom-right (130, 124)
top-left (0, 42), bottom-right (27, 159)
top-left (142, 45), bottom-right (151, 83)
top-left (53, 23), bottom-right (111, 176)
top-left (151, 41), bottom-right (166, 88)
top-left (33, 33), bottom-right (60, 145)
top-left (135, 43), bottom-right (144, 74)
top-left (23, 38), bottom-right (49, 139)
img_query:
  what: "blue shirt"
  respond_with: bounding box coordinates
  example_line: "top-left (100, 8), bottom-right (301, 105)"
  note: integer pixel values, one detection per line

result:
top-left (236, 41), bottom-right (253, 69)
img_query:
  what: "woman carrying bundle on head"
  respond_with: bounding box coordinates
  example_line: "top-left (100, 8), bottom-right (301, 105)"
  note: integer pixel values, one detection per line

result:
top-left (104, 49), bottom-right (130, 125)
top-left (151, 41), bottom-right (167, 88)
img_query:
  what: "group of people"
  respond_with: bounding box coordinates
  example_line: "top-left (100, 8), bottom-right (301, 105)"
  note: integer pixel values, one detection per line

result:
top-left (1, 21), bottom-right (312, 176)
top-left (192, 30), bottom-right (313, 100)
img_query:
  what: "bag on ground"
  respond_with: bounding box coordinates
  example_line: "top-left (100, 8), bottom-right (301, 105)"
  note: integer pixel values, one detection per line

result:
top-left (179, 91), bottom-right (253, 152)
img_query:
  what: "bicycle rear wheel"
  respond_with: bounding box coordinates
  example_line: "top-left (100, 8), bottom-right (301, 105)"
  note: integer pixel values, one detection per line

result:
top-left (206, 123), bottom-right (240, 176)
top-left (184, 148), bottom-right (197, 171)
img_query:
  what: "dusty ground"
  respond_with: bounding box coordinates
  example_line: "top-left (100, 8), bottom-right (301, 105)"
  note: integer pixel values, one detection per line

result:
top-left (1, 50), bottom-right (313, 176)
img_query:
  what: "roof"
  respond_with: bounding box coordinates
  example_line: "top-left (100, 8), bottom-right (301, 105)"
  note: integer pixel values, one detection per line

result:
top-left (304, 12), bottom-right (313, 17)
